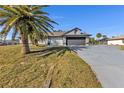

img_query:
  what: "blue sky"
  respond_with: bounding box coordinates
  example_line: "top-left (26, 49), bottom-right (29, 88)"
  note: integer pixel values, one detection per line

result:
top-left (44, 5), bottom-right (124, 37)
top-left (1, 5), bottom-right (124, 39)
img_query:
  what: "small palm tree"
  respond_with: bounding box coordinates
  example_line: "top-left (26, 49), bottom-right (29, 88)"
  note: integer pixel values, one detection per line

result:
top-left (0, 5), bottom-right (57, 54)
top-left (96, 33), bottom-right (102, 39)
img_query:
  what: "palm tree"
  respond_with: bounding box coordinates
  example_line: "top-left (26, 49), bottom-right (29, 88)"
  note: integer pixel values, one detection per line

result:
top-left (96, 33), bottom-right (102, 39)
top-left (0, 34), bottom-right (2, 41)
top-left (96, 33), bottom-right (102, 44)
top-left (0, 5), bottom-right (57, 54)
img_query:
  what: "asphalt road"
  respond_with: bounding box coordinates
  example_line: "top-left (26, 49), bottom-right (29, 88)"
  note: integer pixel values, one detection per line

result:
top-left (73, 45), bottom-right (124, 88)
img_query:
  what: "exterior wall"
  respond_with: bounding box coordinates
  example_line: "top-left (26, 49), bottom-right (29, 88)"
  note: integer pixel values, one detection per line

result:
top-left (19, 36), bottom-right (90, 46)
top-left (19, 38), bottom-right (32, 44)
top-left (38, 37), bottom-right (65, 46)
top-left (63, 36), bottom-right (66, 46)
top-left (38, 36), bottom-right (90, 46)
top-left (108, 40), bottom-right (124, 45)
top-left (19, 38), bottom-right (48, 45)
top-left (38, 39), bottom-right (48, 45)
top-left (85, 37), bottom-right (89, 44)
top-left (19, 36), bottom-right (64, 46)
top-left (49, 36), bottom-right (64, 46)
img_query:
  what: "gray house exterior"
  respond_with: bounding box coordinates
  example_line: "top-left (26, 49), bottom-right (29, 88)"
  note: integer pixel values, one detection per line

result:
top-left (38, 28), bottom-right (91, 46)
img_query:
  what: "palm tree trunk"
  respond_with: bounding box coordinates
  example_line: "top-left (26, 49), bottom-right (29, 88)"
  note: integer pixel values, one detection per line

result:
top-left (20, 33), bottom-right (30, 54)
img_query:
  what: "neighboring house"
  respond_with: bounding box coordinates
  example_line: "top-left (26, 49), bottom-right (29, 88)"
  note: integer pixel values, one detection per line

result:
top-left (97, 38), bottom-right (108, 45)
top-left (0, 39), bottom-right (19, 46)
top-left (38, 28), bottom-right (91, 46)
top-left (108, 36), bottom-right (124, 45)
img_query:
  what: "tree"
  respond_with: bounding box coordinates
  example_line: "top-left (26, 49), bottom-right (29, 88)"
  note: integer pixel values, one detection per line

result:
top-left (89, 37), bottom-right (96, 45)
top-left (0, 5), bottom-right (57, 54)
top-left (96, 33), bottom-right (102, 39)
top-left (0, 34), bottom-right (2, 41)
top-left (102, 35), bottom-right (107, 38)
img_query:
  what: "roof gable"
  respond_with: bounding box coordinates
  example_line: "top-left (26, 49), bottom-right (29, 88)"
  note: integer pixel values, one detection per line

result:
top-left (48, 27), bottom-right (91, 36)
top-left (63, 28), bottom-right (81, 35)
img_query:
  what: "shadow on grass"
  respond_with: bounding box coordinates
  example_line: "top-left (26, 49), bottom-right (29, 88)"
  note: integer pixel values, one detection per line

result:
top-left (29, 46), bottom-right (73, 57)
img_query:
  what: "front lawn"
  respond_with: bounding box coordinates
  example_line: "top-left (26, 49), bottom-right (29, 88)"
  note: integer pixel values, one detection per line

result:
top-left (0, 45), bottom-right (101, 88)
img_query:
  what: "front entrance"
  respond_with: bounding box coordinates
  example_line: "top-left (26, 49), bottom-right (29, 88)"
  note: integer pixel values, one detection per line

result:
top-left (66, 37), bottom-right (86, 45)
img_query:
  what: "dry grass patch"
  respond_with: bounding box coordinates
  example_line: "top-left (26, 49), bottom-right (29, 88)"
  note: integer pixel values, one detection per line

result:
top-left (0, 45), bottom-right (101, 88)
top-left (120, 45), bottom-right (124, 50)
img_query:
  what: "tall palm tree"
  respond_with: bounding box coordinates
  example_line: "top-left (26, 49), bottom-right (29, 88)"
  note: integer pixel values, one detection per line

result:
top-left (0, 5), bottom-right (57, 54)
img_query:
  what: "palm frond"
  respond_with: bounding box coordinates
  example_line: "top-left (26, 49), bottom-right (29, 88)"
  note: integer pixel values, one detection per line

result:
top-left (12, 27), bottom-right (18, 40)
top-left (0, 6), bottom-right (20, 15)
top-left (30, 5), bottom-right (48, 12)
top-left (1, 16), bottom-right (19, 35)
top-left (38, 16), bottom-right (58, 25)
top-left (0, 11), bottom-right (12, 18)
top-left (33, 10), bottom-right (49, 15)
top-left (0, 5), bottom-right (57, 44)
top-left (0, 18), bottom-right (8, 25)
top-left (14, 6), bottom-right (33, 16)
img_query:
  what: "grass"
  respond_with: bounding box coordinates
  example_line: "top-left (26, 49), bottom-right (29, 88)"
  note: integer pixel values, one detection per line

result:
top-left (0, 45), bottom-right (101, 88)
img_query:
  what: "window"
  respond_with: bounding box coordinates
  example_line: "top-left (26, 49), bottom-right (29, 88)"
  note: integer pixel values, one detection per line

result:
top-left (122, 40), bottom-right (124, 43)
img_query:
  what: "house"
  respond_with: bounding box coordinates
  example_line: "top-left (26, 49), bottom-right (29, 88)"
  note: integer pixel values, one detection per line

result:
top-left (97, 38), bottom-right (108, 45)
top-left (0, 39), bottom-right (19, 46)
top-left (38, 28), bottom-right (91, 46)
top-left (107, 36), bottom-right (124, 45)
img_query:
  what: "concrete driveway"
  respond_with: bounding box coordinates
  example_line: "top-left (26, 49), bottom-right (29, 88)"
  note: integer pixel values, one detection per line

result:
top-left (72, 45), bottom-right (124, 88)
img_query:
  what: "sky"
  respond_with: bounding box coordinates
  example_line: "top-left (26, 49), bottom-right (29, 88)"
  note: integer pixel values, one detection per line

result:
top-left (44, 5), bottom-right (124, 38)
top-left (1, 5), bottom-right (124, 39)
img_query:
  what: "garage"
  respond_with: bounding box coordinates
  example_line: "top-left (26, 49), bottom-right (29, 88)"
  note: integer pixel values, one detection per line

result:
top-left (66, 37), bottom-right (86, 45)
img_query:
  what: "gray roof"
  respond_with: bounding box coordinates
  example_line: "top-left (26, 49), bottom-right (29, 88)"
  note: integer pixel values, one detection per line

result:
top-left (48, 27), bottom-right (91, 37)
